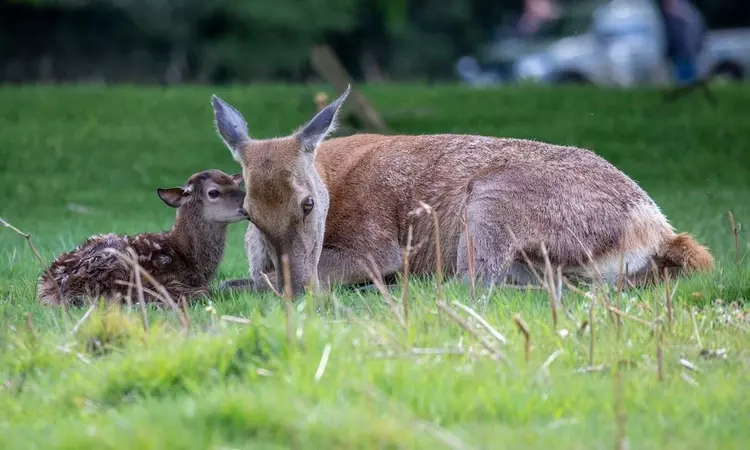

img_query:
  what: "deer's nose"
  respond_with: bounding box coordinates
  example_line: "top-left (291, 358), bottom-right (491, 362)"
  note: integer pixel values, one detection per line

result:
top-left (241, 208), bottom-right (250, 219)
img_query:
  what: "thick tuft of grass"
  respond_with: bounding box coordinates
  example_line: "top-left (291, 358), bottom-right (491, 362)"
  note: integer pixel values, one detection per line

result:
top-left (0, 84), bottom-right (749, 449)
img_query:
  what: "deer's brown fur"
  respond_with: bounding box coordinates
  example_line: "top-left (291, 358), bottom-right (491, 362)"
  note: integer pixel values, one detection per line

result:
top-left (38, 170), bottom-right (247, 306)
top-left (211, 87), bottom-right (714, 296)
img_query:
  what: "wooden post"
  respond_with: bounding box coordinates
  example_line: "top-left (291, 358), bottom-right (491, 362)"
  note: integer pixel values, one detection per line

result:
top-left (309, 44), bottom-right (388, 132)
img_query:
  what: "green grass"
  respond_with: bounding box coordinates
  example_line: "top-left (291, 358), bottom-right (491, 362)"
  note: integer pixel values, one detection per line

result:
top-left (1, 83), bottom-right (749, 449)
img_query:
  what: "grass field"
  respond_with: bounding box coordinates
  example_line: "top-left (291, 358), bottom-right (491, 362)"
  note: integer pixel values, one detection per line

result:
top-left (1, 84), bottom-right (749, 449)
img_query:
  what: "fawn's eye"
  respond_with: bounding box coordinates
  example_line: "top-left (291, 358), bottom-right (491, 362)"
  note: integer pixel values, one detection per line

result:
top-left (302, 196), bottom-right (314, 216)
top-left (208, 189), bottom-right (220, 199)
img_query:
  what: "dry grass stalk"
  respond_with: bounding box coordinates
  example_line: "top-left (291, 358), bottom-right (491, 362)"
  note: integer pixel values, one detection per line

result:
top-left (260, 272), bottom-right (281, 296)
top-left (589, 287), bottom-right (596, 366)
top-left (505, 225), bottom-right (547, 286)
top-left (125, 268), bottom-right (134, 310)
top-left (370, 347), bottom-right (466, 359)
top-left (280, 254), bottom-right (295, 346)
top-left (536, 349), bottom-right (564, 382)
top-left (410, 202), bottom-right (444, 303)
top-left (506, 227), bottom-right (578, 323)
top-left (451, 300), bottom-right (507, 345)
top-left (220, 315), bottom-right (251, 325)
top-left (728, 211), bottom-right (740, 264)
top-left (613, 366), bottom-right (627, 450)
top-left (1, 217), bottom-right (70, 318)
top-left (540, 242), bottom-right (559, 330)
top-left (605, 304), bottom-right (653, 327)
top-left (691, 309), bottom-right (703, 349)
top-left (614, 253), bottom-right (625, 337)
top-left (401, 224), bottom-right (413, 326)
top-left (565, 225), bottom-right (605, 284)
top-left (437, 302), bottom-right (510, 366)
top-left (180, 295), bottom-right (191, 331)
top-left (314, 343), bottom-right (332, 383)
top-left (648, 258), bottom-right (661, 293)
top-left (115, 281), bottom-right (168, 305)
top-left (462, 208), bottom-right (477, 304)
top-left (107, 247), bottom-right (189, 330)
top-left (403, 347), bottom-right (465, 356)
top-left (513, 313), bottom-right (531, 363)
top-left (127, 248), bottom-right (148, 331)
top-left (358, 255), bottom-right (406, 328)
top-left (70, 302), bottom-right (97, 335)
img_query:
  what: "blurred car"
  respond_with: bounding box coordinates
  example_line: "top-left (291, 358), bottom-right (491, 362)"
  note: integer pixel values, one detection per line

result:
top-left (458, 0), bottom-right (750, 87)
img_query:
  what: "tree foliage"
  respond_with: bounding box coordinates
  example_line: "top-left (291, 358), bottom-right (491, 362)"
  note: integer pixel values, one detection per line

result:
top-left (0, 0), bottom-right (747, 84)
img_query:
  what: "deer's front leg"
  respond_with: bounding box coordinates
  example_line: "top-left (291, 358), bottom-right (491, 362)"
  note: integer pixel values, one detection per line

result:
top-left (218, 223), bottom-right (275, 293)
top-left (316, 243), bottom-right (403, 290)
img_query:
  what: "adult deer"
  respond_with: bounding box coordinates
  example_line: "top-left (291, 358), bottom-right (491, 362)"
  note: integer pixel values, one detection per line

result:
top-left (211, 86), bottom-right (713, 296)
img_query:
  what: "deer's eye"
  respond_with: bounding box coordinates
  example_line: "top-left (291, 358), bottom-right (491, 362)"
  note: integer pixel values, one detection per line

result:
top-left (208, 189), bottom-right (220, 199)
top-left (302, 196), bottom-right (314, 216)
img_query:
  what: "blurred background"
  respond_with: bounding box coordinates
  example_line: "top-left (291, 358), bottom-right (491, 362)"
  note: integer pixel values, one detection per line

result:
top-left (1, 0), bottom-right (749, 88)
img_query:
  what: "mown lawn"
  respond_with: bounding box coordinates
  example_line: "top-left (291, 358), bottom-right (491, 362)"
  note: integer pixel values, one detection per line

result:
top-left (1, 84), bottom-right (749, 449)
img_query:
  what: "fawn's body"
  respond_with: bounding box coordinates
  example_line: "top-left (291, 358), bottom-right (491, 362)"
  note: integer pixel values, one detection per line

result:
top-left (38, 170), bottom-right (247, 306)
top-left (212, 88), bottom-right (714, 295)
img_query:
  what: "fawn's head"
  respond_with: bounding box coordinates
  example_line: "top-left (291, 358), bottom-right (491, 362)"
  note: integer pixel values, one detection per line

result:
top-left (157, 169), bottom-right (247, 224)
top-left (210, 86), bottom-right (350, 295)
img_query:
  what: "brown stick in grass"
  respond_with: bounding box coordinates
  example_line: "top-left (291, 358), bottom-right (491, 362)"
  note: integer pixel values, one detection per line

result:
top-left (1, 217), bottom-right (71, 318)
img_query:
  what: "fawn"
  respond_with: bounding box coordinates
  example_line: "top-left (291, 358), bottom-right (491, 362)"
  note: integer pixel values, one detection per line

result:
top-left (211, 86), bottom-right (714, 296)
top-left (38, 170), bottom-right (248, 306)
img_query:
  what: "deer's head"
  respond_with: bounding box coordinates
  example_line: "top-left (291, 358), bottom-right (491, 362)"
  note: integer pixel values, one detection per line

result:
top-left (157, 169), bottom-right (247, 224)
top-left (210, 87), bottom-right (350, 295)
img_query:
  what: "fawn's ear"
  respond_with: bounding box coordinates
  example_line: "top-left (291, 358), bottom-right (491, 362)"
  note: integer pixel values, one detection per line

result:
top-left (211, 95), bottom-right (250, 162)
top-left (157, 187), bottom-right (187, 208)
top-left (230, 173), bottom-right (244, 186)
top-left (297, 84), bottom-right (351, 153)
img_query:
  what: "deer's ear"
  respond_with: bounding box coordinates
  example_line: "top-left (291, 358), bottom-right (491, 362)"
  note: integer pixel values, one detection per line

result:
top-left (211, 95), bottom-right (250, 162)
top-left (297, 84), bottom-right (351, 153)
top-left (157, 187), bottom-right (186, 208)
top-left (230, 173), bottom-right (244, 186)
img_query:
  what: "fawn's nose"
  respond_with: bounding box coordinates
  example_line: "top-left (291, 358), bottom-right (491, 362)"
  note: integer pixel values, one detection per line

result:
top-left (241, 208), bottom-right (250, 219)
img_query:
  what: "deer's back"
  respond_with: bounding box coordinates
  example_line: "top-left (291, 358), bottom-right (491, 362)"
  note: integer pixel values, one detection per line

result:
top-left (317, 133), bottom-right (654, 216)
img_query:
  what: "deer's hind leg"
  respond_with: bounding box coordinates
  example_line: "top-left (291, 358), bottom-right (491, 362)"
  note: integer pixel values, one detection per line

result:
top-left (455, 172), bottom-right (543, 289)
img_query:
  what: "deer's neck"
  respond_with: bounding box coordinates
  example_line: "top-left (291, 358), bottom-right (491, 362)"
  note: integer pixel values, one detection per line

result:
top-left (169, 210), bottom-right (228, 283)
